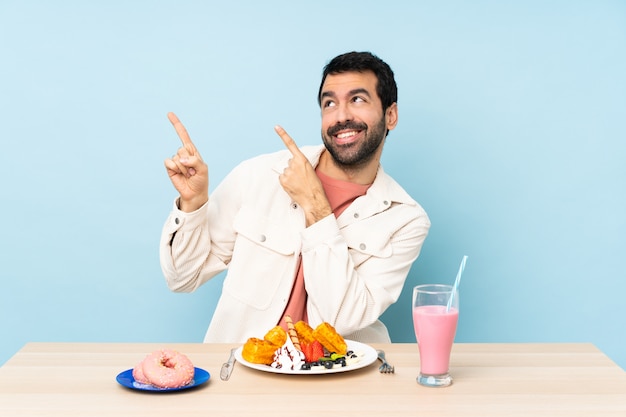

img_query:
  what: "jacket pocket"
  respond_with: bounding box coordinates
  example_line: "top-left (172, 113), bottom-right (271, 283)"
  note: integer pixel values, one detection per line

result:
top-left (223, 204), bottom-right (296, 310)
top-left (342, 221), bottom-right (393, 267)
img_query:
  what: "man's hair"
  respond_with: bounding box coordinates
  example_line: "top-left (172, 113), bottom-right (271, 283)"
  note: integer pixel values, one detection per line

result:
top-left (317, 51), bottom-right (398, 111)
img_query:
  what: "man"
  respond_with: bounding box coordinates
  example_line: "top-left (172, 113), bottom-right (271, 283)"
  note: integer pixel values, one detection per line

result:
top-left (160, 51), bottom-right (430, 343)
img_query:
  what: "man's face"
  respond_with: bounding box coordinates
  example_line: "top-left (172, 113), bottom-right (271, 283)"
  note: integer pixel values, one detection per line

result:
top-left (320, 71), bottom-right (397, 168)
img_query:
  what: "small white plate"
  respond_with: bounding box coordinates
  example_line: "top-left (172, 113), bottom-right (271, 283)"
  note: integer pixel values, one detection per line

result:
top-left (234, 340), bottom-right (377, 375)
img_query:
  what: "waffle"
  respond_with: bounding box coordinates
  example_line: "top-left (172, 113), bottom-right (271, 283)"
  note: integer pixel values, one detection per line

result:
top-left (241, 326), bottom-right (287, 365)
top-left (313, 322), bottom-right (347, 355)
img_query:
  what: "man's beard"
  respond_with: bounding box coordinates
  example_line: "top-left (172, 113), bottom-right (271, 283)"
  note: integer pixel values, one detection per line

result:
top-left (321, 117), bottom-right (387, 168)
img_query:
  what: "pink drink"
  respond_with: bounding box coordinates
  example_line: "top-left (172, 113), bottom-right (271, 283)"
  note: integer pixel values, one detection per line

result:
top-left (412, 305), bottom-right (459, 375)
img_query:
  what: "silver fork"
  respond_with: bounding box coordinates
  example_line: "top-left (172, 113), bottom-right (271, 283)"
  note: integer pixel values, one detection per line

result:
top-left (376, 350), bottom-right (394, 373)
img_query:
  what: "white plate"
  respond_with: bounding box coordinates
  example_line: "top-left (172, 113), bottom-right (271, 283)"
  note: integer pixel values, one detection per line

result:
top-left (234, 340), bottom-right (377, 375)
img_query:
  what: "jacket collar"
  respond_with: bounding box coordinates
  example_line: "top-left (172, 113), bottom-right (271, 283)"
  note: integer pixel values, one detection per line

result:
top-left (273, 144), bottom-right (417, 208)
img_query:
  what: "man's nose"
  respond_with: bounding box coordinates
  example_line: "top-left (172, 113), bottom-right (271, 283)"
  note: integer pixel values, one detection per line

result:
top-left (335, 103), bottom-right (353, 123)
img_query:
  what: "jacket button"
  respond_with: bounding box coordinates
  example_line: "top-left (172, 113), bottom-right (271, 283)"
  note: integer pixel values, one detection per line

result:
top-left (383, 200), bottom-right (390, 206)
top-left (353, 213), bottom-right (359, 219)
top-left (260, 235), bottom-right (267, 242)
top-left (291, 203), bottom-right (298, 209)
top-left (175, 218), bottom-right (180, 225)
top-left (359, 243), bottom-right (366, 250)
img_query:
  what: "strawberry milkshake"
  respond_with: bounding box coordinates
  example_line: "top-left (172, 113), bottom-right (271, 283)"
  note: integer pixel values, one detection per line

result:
top-left (412, 284), bottom-right (459, 387)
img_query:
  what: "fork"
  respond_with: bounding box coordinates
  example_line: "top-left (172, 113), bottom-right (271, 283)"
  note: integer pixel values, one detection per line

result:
top-left (376, 350), bottom-right (395, 373)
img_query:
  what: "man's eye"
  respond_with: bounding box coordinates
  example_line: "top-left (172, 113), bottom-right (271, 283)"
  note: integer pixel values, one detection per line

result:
top-left (323, 101), bottom-right (336, 108)
top-left (353, 96), bottom-right (365, 103)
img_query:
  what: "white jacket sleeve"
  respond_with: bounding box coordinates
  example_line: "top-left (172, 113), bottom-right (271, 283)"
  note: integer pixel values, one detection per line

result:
top-left (301, 197), bottom-right (430, 337)
top-left (159, 167), bottom-right (245, 293)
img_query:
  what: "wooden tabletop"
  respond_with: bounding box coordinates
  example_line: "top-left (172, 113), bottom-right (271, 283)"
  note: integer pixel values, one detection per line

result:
top-left (0, 342), bottom-right (624, 416)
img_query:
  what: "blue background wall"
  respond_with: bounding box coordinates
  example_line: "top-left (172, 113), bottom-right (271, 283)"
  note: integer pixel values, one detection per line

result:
top-left (1, 1), bottom-right (625, 369)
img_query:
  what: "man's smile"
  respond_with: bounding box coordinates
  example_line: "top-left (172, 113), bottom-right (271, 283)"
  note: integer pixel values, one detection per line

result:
top-left (327, 121), bottom-right (368, 146)
top-left (334, 129), bottom-right (363, 145)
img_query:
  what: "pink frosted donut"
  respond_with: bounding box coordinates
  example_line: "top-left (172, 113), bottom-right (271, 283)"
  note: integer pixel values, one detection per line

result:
top-left (132, 361), bottom-right (151, 384)
top-left (141, 349), bottom-right (195, 389)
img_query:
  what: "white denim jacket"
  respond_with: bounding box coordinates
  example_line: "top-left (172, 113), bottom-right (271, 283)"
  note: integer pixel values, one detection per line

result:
top-left (160, 145), bottom-right (430, 343)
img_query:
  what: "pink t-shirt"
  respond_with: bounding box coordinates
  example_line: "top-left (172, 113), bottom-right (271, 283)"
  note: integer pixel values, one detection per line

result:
top-left (279, 169), bottom-right (371, 329)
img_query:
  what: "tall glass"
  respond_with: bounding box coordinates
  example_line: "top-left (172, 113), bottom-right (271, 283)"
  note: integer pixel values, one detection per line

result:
top-left (412, 284), bottom-right (459, 387)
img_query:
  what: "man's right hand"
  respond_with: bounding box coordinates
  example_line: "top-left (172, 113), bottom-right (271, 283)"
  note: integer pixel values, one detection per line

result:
top-left (164, 112), bottom-right (209, 212)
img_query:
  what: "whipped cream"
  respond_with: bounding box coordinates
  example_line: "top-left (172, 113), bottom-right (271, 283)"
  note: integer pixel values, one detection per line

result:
top-left (344, 351), bottom-right (363, 367)
top-left (270, 336), bottom-right (305, 370)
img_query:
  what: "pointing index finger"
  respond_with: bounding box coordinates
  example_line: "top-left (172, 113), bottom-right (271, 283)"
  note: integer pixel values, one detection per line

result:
top-left (168, 112), bottom-right (197, 154)
top-left (274, 125), bottom-right (304, 158)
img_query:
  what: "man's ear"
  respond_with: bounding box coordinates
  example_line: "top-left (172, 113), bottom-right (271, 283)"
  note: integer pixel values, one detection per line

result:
top-left (385, 102), bottom-right (399, 132)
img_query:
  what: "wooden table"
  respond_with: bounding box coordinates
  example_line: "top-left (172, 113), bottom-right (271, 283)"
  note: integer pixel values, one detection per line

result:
top-left (0, 342), bottom-right (624, 416)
